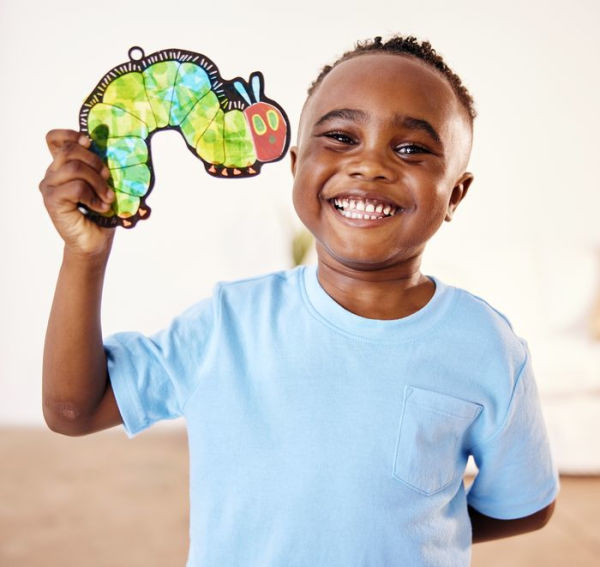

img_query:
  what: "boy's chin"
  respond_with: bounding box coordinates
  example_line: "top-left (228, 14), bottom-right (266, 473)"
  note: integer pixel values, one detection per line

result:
top-left (315, 244), bottom-right (423, 275)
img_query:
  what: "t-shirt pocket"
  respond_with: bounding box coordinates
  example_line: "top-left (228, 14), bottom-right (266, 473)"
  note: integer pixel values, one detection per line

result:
top-left (393, 385), bottom-right (482, 495)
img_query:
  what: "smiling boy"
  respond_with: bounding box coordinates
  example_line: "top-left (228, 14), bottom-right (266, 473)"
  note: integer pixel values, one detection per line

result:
top-left (40, 36), bottom-right (558, 566)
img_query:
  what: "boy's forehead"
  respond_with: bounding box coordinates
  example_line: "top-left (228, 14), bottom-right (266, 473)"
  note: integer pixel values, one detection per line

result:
top-left (300, 53), bottom-right (470, 138)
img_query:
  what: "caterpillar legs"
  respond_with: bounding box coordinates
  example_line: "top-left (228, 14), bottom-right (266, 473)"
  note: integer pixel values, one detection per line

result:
top-left (207, 164), bottom-right (259, 177)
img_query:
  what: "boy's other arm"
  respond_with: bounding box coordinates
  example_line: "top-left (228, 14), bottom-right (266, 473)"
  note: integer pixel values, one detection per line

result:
top-left (40, 129), bottom-right (122, 436)
top-left (468, 500), bottom-right (556, 543)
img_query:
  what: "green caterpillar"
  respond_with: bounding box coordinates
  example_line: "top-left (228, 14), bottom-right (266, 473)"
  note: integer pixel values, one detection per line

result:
top-left (79, 46), bottom-right (290, 228)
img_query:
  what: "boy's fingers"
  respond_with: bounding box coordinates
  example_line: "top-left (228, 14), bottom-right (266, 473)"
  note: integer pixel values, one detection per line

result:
top-left (44, 161), bottom-right (114, 205)
top-left (42, 179), bottom-right (112, 215)
top-left (49, 142), bottom-right (108, 176)
top-left (46, 129), bottom-right (83, 158)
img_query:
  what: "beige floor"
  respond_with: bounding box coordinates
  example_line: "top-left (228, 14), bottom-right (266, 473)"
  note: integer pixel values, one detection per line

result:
top-left (1, 427), bottom-right (598, 566)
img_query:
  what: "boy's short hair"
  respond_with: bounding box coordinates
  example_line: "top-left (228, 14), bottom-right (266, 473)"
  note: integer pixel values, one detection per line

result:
top-left (308, 35), bottom-right (477, 123)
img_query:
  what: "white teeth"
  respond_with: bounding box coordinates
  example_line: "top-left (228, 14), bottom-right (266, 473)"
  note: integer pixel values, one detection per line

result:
top-left (332, 196), bottom-right (400, 219)
top-left (340, 211), bottom-right (383, 220)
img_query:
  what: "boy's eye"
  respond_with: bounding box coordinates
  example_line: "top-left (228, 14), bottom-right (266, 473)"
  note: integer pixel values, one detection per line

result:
top-left (323, 131), bottom-right (356, 145)
top-left (395, 144), bottom-right (429, 156)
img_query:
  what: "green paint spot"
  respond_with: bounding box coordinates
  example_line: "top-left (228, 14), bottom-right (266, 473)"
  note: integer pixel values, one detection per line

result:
top-left (90, 124), bottom-right (109, 161)
top-left (252, 114), bottom-right (267, 135)
top-left (267, 110), bottom-right (279, 129)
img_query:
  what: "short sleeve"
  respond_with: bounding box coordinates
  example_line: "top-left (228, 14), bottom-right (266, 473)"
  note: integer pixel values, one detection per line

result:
top-left (105, 296), bottom-right (217, 437)
top-left (467, 351), bottom-right (559, 519)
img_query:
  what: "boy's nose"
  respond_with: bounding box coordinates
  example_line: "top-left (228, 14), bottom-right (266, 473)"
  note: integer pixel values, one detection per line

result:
top-left (346, 148), bottom-right (396, 182)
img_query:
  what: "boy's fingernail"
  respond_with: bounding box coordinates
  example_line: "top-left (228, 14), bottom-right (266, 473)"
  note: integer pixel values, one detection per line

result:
top-left (101, 167), bottom-right (110, 179)
top-left (78, 135), bottom-right (91, 147)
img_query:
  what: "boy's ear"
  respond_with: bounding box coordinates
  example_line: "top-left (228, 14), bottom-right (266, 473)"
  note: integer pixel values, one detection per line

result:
top-left (445, 172), bottom-right (474, 221)
top-left (289, 146), bottom-right (298, 176)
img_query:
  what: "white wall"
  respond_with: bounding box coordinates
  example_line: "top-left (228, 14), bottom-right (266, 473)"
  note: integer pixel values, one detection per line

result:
top-left (1, 0), bottom-right (599, 468)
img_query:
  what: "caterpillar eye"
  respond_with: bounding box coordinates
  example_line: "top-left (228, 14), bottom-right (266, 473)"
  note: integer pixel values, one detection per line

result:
top-left (266, 110), bottom-right (279, 130)
top-left (252, 114), bottom-right (267, 135)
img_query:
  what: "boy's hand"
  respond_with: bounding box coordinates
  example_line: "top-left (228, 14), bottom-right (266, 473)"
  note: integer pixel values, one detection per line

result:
top-left (40, 129), bottom-right (116, 257)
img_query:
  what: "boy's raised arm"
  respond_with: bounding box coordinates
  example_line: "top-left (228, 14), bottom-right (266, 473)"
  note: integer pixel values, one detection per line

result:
top-left (39, 129), bottom-right (122, 435)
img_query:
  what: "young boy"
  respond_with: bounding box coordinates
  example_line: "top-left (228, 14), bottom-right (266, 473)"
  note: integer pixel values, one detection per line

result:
top-left (39, 36), bottom-right (558, 566)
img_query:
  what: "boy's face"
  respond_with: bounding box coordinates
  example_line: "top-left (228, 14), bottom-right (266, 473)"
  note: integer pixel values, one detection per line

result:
top-left (290, 53), bottom-right (473, 275)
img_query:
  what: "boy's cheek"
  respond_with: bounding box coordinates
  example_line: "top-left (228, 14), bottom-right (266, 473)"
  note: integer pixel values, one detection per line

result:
top-left (292, 184), bottom-right (320, 227)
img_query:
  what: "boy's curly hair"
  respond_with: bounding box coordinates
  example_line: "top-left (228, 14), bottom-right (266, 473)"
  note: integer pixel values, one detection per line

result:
top-left (308, 35), bottom-right (476, 121)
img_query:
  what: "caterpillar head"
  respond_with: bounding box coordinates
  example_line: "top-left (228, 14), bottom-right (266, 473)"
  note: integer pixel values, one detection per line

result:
top-left (244, 102), bottom-right (287, 162)
top-left (235, 73), bottom-right (289, 163)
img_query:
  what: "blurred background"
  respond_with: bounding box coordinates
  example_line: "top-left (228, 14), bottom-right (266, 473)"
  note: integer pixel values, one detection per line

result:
top-left (1, 0), bottom-right (599, 565)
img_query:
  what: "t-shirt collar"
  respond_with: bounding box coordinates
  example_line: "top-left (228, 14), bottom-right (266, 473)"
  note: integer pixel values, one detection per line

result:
top-left (300, 264), bottom-right (454, 341)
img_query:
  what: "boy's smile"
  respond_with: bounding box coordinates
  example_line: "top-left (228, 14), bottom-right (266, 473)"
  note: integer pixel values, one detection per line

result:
top-left (290, 53), bottom-right (474, 317)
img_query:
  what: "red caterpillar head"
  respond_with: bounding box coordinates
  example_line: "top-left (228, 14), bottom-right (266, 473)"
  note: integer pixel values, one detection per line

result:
top-left (235, 73), bottom-right (289, 163)
top-left (244, 102), bottom-right (287, 162)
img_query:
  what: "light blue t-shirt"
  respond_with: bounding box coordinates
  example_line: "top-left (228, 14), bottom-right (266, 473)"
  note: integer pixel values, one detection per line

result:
top-left (105, 266), bottom-right (558, 567)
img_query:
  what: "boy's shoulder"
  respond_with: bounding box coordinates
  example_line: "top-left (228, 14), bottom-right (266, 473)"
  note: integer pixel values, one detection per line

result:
top-left (438, 277), bottom-right (528, 361)
top-left (211, 267), bottom-right (304, 312)
top-left (165, 268), bottom-right (302, 338)
top-left (214, 267), bottom-right (301, 299)
top-left (447, 281), bottom-right (515, 329)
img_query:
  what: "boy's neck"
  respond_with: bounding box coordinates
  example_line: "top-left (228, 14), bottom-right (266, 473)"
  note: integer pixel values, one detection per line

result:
top-left (315, 257), bottom-right (435, 320)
